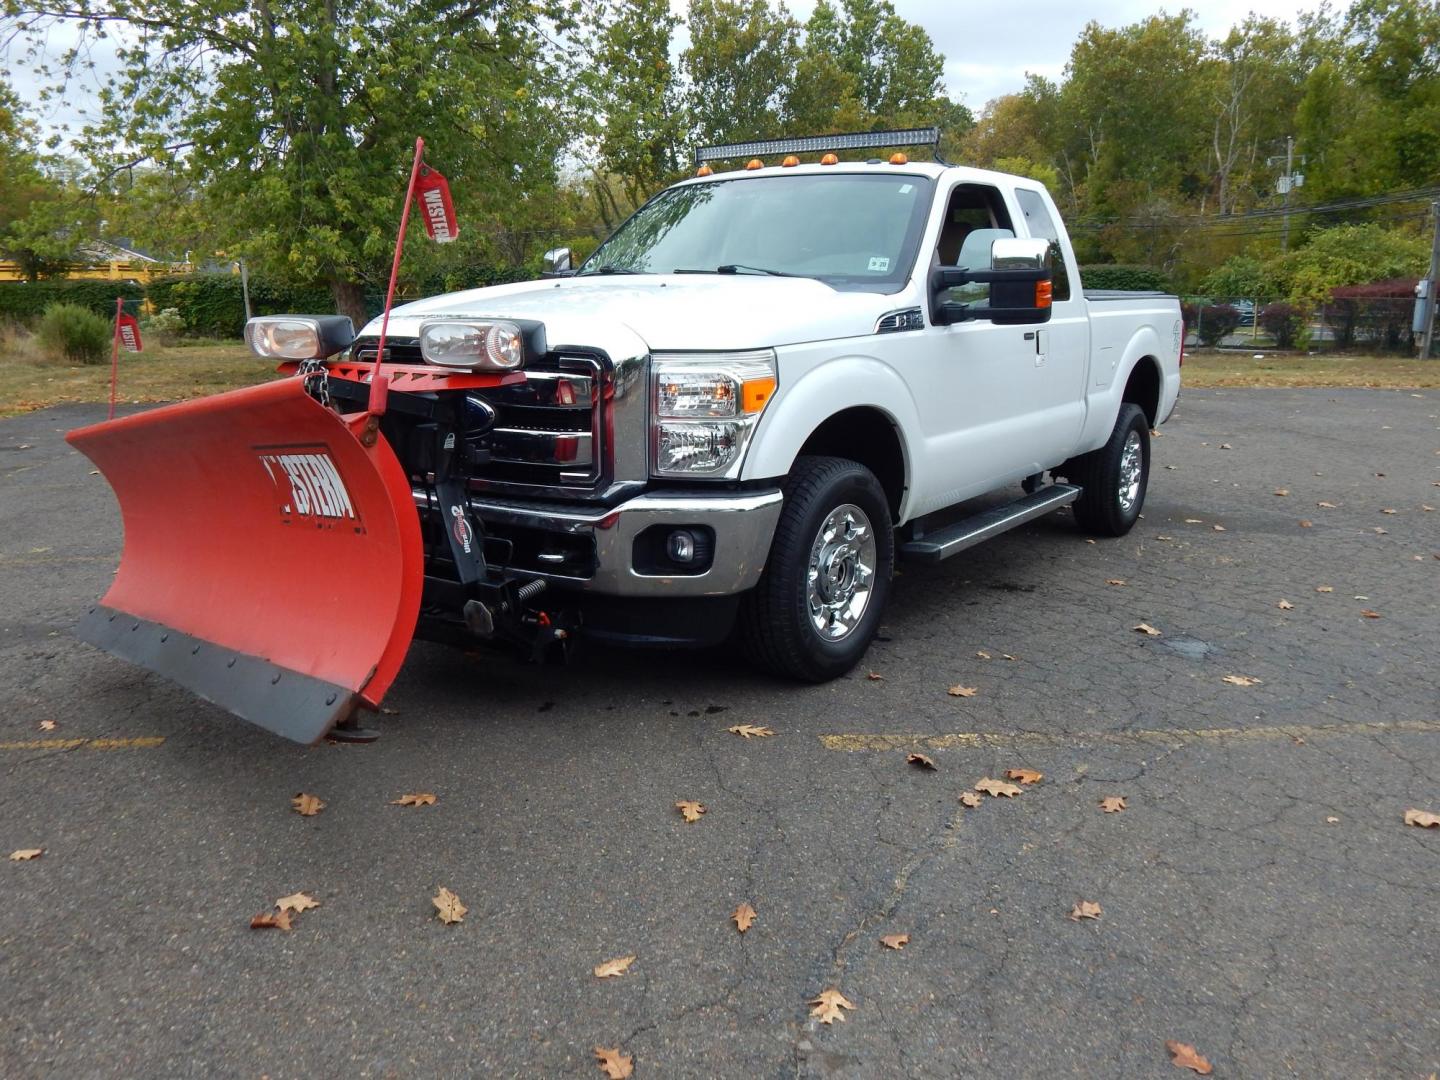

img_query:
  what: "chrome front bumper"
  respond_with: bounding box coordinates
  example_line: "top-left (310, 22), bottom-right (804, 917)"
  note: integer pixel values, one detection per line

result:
top-left (416, 487), bottom-right (784, 597)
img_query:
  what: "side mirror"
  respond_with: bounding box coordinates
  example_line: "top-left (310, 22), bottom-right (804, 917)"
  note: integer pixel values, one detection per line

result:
top-left (931, 238), bottom-right (1054, 326)
top-left (989, 237), bottom-right (1050, 272)
top-left (541, 247), bottom-right (573, 277)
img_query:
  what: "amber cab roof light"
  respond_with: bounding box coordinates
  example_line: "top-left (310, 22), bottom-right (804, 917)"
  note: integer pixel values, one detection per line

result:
top-left (695, 164), bottom-right (713, 177)
top-left (745, 158), bottom-right (764, 170)
top-left (820, 153), bottom-right (839, 165)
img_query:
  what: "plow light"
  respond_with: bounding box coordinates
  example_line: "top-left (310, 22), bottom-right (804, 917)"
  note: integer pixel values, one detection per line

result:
top-left (419, 319), bottom-right (526, 371)
top-left (245, 316), bottom-right (355, 360)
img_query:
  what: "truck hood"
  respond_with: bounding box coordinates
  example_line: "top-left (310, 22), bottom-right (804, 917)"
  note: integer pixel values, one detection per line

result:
top-left (360, 274), bottom-right (903, 352)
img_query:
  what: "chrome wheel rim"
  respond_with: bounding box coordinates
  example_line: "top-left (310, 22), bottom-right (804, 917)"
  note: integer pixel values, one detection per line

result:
top-left (1118, 430), bottom-right (1143, 514)
top-left (806, 503), bottom-right (876, 641)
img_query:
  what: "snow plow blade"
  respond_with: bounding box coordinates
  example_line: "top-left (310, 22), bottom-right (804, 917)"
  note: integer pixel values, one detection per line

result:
top-left (67, 378), bottom-right (423, 745)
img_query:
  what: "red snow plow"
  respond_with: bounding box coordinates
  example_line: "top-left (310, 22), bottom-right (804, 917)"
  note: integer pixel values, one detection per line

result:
top-left (69, 315), bottom-right (572, 744)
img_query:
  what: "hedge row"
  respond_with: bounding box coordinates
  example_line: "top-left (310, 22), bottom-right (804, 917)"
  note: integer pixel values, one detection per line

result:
top-left (0, 279), bottom-right (146, 321)
top-left (2, 267), bottom-right (537, 338)
top-left (1078, 265), bottom-right (1172, 292)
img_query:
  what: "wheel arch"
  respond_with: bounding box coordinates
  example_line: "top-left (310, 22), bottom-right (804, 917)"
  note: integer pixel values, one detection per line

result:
top-left (793, 407), bottom-right (908, 521)
top-left (1121, 355), bottom-right (1163, 429)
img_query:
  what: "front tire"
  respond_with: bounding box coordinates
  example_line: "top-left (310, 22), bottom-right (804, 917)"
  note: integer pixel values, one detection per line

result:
top-left (1063, 403), bottom-right (1150, 537)
top-left (739, 456), bottom-right (894, 682)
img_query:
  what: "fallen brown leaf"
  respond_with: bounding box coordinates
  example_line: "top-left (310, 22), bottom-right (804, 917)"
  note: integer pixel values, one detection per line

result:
top-left (1221, 674), bottom-right (1261, 686)
top-left (390, 792), bottom-right (437, 806)
top-left (1404, 809), bottom-right (1440, 828)
top-left (1219, 443), bottom-right (1232, 449)
top-left (593, 1046), bottom-right (634, 1079)
top-left (675, 800), bottom-right (706, 823)
top-left (1274, 488), bottom-right (1289, 496)
top-left (1317, 501), bottom-right (1337, 508)
top-left (1299, 519), bottom-right (1313, 527)
top-left (1360, 609), bottom-right (1382, 619)
top-left (947, 685), bottom-right (978, 697)
top-left (728, 724), bottom-right (774, 738)
top-left (1157, 535), bottom-right (1174, 541)
top-left (958, 791), bottom-right (983, 808)
top-left (250, 911), bottom-right (293, 931)
top-left (1373, 527), bottom-right (1388, 535)
top-left (291, 793), bottom-right (325, 816)
top-left (433, 886), bottom-right (467, 925)
top-left (1002, 654), bottom-right (1018, 661)
top-left (907, 752), bottom-right (937, 771)
top-left (276, 891), bottom-right (319, 914)
top-left (9, 848), bottom-right (43, 861)
top-left (1068, 900), bottom-right (1102, 921)
top-left (809, 988), bottom-right (855, 1024)
top-left (732, 902), bottom-right (756, 933)
top-left (880, 933), bottom-right (909, 950)
top-left (1165, 1040), bottom-right (1213, 1075)
top-left (593, 955), bottom-right (636, 979)
top-left (1133, 623), bottom-right (1162, 637)
top-left (1277, 599), bottom-right (1294, 610)
top-left (1184, 518), bottom-right (1204, 524)
top-left (1099, 796), bottom-right (1128, 813)
top-left (975, 777), bottom-right (1022, 798)
top-left (1315, 585), bottom-right (1334, 593)
top-left (976, 650), bottom-right (992, 659)
top-left (1105, 579), bottom-right (1126, 586)
top-left (1005, 767), bottom-right (1043, 785)
top-left (39, 720), bottom-right (56, 731)
top-left (866, 671), bottom-right (885, 681)
top-left (1381, 508), bottom-right (1397, 514)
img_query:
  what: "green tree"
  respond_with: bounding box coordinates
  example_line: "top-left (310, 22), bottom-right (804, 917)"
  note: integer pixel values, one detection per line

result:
top-left (683, 0), bottom-right (800, 148)
top-left (5, 0), bottom-right (579, 324)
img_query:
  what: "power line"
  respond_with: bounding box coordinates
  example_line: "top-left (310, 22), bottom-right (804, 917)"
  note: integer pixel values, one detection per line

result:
top-left (1066, 185), bottom-right (1440, 231)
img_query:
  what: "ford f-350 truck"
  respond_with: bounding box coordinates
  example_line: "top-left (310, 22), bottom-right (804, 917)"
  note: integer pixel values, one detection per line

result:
top-left (70, 128), bottom-right (1182, 743)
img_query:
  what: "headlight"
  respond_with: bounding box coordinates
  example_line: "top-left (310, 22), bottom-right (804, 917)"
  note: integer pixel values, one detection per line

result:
top-left (245, 316), bottom-right (354, 360)
top-left (651, 350), bottom-right (777, 477)
top-left (419, 319), bottom-right (526, 370)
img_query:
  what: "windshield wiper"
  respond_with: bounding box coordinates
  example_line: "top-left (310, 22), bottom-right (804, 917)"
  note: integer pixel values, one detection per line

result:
top-left (672, 264), bottom-right (796, 277)
top-left (585, 264), bottom-right (641, 275)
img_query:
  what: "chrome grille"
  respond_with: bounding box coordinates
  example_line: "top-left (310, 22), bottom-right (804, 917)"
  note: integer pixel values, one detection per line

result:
top-left (352, 337), bottom-right (605, 491)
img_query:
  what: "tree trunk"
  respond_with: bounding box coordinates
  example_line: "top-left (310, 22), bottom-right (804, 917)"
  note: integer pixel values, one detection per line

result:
top-left (328, 277), bottom-right (368, 331)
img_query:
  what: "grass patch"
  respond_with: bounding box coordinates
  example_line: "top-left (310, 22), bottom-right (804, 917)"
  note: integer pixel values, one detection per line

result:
top-left (1182, 350), bottom-right (1440, 389)
top-left (0, 333), bottom-right (270, 419)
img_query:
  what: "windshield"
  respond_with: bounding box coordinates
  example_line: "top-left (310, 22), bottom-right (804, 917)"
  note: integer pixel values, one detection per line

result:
top-left (578, 173), bottom-right (935, 292)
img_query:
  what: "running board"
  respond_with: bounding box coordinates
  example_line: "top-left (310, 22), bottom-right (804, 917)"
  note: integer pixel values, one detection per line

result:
top-left (900, 484), bottom-right (1081, 562)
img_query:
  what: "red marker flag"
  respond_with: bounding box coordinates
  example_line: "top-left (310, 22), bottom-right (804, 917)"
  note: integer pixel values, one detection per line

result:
top-left (117, 312), bottom-right (143, 353)
top-left (415, 164), bottom-right (458, 243)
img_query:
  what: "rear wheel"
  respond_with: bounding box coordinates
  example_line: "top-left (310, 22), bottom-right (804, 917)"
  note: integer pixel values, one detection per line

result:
top-left (1064, 404), bottom-right (1150, 537)
top-left (739, 456), bottom-right (894, 682)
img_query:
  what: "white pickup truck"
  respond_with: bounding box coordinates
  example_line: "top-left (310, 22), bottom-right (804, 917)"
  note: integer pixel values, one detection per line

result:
top-left (338, 129), bottom-right (1183, 681)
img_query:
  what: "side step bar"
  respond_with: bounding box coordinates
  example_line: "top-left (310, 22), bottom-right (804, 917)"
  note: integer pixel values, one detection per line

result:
top-left (899, 484), bottom-right (1081, 563)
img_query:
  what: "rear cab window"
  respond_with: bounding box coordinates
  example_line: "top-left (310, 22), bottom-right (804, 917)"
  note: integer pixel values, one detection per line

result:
top-left (1013, 188), bottom-right (1071, 302)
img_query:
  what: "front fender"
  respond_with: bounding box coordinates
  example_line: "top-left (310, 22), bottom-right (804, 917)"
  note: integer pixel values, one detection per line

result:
top-left (742, 352), bottom-right (923, 519)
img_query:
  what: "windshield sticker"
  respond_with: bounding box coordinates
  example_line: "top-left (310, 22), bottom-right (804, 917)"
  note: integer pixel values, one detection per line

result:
top-left (868, 256), bottom-right (891, 273)
top-left (898, 184), bottom-right (914, 194)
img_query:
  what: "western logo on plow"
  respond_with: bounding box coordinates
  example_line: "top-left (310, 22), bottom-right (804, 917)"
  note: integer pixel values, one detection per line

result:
top-left (449, 503), bottom-right (474, 554)
top-left (257, 446), bottom-right (363, 530)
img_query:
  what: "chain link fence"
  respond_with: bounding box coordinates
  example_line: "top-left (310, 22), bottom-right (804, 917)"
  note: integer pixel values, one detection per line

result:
top-left (1182, 293), bottom-right (1431, 356)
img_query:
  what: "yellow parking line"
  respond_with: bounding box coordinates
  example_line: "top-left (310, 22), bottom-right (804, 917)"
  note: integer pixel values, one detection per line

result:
top-left (0, 736), bottom-right (166, 752)
top-left (820, 718), bottom-right (1440, 752)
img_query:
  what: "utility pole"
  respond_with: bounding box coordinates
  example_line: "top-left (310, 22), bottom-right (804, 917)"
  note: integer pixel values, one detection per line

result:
top-left (239, 259), bottom-right (253, 323)
top-left (1267, 137), bottom-right (1305, 253)
top-left (1421, 200), bottom-right (1440, 361)
top-left (1282, 136), bottom-right (1294, 253)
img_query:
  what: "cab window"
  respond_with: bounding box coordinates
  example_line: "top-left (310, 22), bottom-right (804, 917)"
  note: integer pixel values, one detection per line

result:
top-left (1013, 188), bottom-right (1071, 302)
top-left (935, 183), bottom-right (1014, 307)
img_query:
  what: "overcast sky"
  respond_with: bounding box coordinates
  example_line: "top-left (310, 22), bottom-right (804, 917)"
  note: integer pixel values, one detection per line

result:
top-left (10, 1), bottom-right (1332, 149)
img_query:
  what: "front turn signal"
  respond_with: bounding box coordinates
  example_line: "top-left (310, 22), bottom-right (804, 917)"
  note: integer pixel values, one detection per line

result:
top-left (741, 376), bottom-right (777, 414)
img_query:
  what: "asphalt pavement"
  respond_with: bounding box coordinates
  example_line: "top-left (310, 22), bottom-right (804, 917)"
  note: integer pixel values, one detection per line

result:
top-left (2, 388), bottom-right (1438, 1079)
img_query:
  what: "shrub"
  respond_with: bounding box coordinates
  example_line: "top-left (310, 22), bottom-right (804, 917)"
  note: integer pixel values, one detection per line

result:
top-left (1323, 279), bottom-right (1419, 353)
top-left (1191, 303), bottom-right (1241, 347)
top-left (36, 303), bottom-right (112, 364)
top-left (141, 306), bottom-right (187, 346)
top-left (1259, 303), bottom-right (1304, 349)
top-left (0, 280), bottom-right (146, 323)
top-left (1199, 254), bottom-right (1283, 301)
top-left (1078, 264), bottom-right (1171, 292)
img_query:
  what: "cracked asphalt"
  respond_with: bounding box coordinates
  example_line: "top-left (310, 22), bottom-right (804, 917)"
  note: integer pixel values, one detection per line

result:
top-left (2, 387), bottom-right (1438, 1079)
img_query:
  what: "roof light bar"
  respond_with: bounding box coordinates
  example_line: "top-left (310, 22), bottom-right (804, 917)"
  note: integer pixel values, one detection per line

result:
top-left (694, 127), bottom-right (941, 166)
